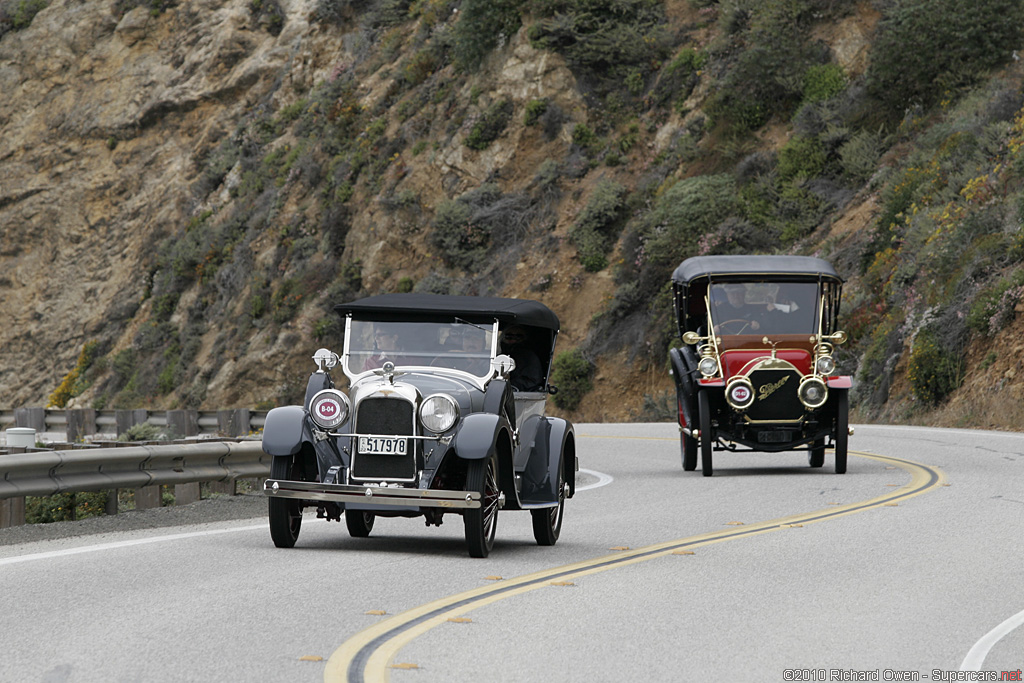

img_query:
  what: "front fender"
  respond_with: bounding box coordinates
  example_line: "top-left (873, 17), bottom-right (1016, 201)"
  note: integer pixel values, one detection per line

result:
top-left (262, 406), bottom-right (306, 456)
top-left (452, 413), bottom-right (511, 460)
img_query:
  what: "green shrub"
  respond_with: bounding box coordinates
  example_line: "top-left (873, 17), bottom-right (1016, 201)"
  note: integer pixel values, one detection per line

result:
top-left (908, 328), bottom-right (963, 405)
top-left (452, 0), bottom-right (521, 71)
top-left (867, 0), bottom-right (1024, 114)
top-left (967, 270), bottom-right (1024, 335)
top-left (465, 99), bottom-right (513, 150)
top-left (47, 341), bottom-right (100, 408)
top-left (26, 492), bottom-right (109, 524)
top-left (550, 348), bottom-right (593, 411)
top-left (527, 0), bottom-right (671, 88)
top-left (802, 63), bottom-right (846, 103)
top-left (776, 135), bottom-right (826, 181)
top-left (569, 180), bottom-right (627, 272)
top-left (118, 421), bottom-right (169, 442)
top-left (396, 276), bottom-right (414, 293)
top-left (642, 174), bottom-right (739, 267)
top-left (839, 127), bottom-right (887, 183)
top-left (524, 99), bottom-right (548, 126)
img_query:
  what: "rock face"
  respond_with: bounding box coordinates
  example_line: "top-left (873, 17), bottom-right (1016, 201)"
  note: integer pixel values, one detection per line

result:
top-left (0, 0), bottom-right (320, 405)
top-left (0, 0), bottom-right (590, 410)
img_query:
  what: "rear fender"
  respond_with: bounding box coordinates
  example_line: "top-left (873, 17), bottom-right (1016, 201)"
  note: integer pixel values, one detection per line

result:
top-left (520, 417), bottom-right (575, 504)
top-left (669, 347), bottom-right (698, 429)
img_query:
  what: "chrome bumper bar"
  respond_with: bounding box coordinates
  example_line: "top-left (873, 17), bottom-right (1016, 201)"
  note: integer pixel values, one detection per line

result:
top-left (263, 479), bottom-right (481, 509)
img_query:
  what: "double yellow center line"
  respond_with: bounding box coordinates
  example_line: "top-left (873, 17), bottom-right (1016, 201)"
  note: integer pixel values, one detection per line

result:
top-left (326, 449), bottom-right (944, 682)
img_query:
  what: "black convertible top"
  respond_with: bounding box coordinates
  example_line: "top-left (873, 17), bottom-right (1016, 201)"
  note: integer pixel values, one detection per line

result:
top-left (672, 255), bottom-right (842, 284)
top-left (334, 294), bottom-right (560, 330)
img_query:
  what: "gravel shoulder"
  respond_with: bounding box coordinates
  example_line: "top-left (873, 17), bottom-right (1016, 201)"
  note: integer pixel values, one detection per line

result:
top-left (0, 492), bottom-right (267, 546)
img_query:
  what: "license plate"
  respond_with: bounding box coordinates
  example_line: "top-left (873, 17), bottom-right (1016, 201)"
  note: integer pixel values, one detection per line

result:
top-left (358, 436), bottom-right (408, 455)
top-left (757, 431), bottom-right (790, 443)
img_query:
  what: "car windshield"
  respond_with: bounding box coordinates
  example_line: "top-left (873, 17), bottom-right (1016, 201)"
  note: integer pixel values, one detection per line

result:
top-left (345, 319), bottom-right (496, 377)
top-left (708, 281), bottom-right (819, 335)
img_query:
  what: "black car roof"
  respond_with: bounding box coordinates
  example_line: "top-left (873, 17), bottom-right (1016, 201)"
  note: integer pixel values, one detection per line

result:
top-left (672, 255), bottom-right (842, 284)
top-left (334, 294), bottom-right (560, 330)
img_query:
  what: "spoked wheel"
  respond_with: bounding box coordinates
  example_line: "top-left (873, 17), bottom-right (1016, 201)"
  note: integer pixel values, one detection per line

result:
top-left (698, 389), bottom-right (713, 477)
top-left (345, 510), bottom-right (375, 537)
top-left (834, 390), bottom-right (849, 474)
top-left (464, 451), bottom-right (500, 558)
top-left (808, 439), bottom-right (825, 468)
top-left (531, 457), bottom-right (565, 546)
top-left (268, 456), bottom-right (302, 548)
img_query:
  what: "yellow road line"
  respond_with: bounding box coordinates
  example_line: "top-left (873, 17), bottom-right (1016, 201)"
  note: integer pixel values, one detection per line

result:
top-left (326, 449), bottom-right (944, 683)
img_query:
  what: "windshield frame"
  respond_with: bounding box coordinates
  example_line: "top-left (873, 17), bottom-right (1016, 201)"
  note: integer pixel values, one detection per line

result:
top-left (706, 281), bottom-right (822, 336)
top-left (340, 316), bottom-right (500, 385)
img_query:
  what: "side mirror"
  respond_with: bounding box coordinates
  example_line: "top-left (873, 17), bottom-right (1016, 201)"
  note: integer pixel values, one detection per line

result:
top-left (682, 331), bottom-right (701, 345)
top-left (492, 354), bottom-right (516, 377)
top-left (312, 348), bottom-right (339, 372)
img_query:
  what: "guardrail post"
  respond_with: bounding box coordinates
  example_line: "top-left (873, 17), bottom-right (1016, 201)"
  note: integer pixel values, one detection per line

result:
top-left (135, 485), bottom-right (162, 510)
top-left (115, 409), bottom-right (149, 437)
top-left (167, 412), bottom-right (200, 504)
top-left (218, 409), bottom-right (251, 437)
top-left (15, 407), bottom-right (45, 433)
top-left (0, 432), bottom-right (31, 526)
top-left (66, 409), bottom-right (97, 443)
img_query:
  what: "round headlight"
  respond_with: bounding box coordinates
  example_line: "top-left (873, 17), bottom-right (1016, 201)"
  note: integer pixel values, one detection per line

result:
top-left (698, 356), bottom-right (719, 377)
top-left (309, 389), bottom-right (350, 429)
top-left (815, 356), bottom-right (836, 375)
top-left (726, 378), bottom-right (755, 410)
top-left (798, 377), bottom-right (828, 409)
top-left (419, 394), bottom-right (459, 433)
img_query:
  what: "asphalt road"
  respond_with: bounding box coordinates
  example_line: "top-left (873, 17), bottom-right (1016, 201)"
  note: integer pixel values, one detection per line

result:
top-left (0, 423), bottom-right (1021, 683)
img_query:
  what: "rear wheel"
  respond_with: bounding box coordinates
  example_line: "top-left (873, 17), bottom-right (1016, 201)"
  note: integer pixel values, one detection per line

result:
top-left (464, 452), bottom-right (500, 557)
top-left (531, 457), bottom-right (565, 546)
top-left (698, 390), bottom-right (713, 477)
top-left (834, 390), bottom-right (849, 474)
top-left (345, 511), bottom-right (375, 537)
top-left (268, 456), bottom-right (302, 548)
top-left (808, 439), bottom-right (825, 468)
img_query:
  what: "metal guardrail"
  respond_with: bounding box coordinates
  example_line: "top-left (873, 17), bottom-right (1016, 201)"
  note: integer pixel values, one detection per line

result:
top-left (0, 439), bottom-right (272, 528)
top-left (0, 440), bottom-right (269, 500)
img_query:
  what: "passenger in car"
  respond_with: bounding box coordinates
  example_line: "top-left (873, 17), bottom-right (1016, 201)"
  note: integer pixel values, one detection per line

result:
top-left (363, 324), bottom-right (407, 370)
top-left (500, 325), bottom-right (544, 391)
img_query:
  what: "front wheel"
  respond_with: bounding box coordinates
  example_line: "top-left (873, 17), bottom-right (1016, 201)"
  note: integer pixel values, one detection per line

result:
top-left (698, 390), bottom-right (713, 477)
top-left (268, 456), bottom-right (302, 548)
top-left (345, 510), bottom-right (375, 537)
top-left (834, 390), bottom-right (849, 474)
top-left (531, 457), bottom-right (565, 546)
top-left (464, 452), bottom-right (500, 557)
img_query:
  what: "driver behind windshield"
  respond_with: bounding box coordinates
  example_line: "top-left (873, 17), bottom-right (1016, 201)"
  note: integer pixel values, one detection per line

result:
top-left (363, 323), bottom-right (406, 370)
top-left (712, 284), bottom-right (763, 333)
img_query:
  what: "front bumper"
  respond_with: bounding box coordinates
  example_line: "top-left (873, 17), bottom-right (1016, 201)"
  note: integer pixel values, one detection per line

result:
top-left (264, 478), bottom-right (481, 509)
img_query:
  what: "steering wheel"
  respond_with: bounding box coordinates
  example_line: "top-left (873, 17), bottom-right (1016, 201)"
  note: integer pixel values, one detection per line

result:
top-left (716, 318), bottom-right (751, 335)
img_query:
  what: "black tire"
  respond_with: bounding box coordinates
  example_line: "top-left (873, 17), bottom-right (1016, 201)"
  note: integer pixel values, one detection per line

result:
top-left (268, 456), bottom-right (302, 548)
top-left (834, 390), bottom-right (849, 474)
top-left (808, 439), bottom-right (825, 468)
top-left (698, 389), bottom-right (713, 477)
top-left (345, 510), bottom-right (375, 537)
top-left (682, 433), bottom-right (698, 471)
top-left (464, 451), bottom-right (500, 558)
top-left (531, 457), bottom-right (565, 546)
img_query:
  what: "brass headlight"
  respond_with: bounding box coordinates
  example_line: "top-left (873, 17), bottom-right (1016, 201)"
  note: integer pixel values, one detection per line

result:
top-left (698, 356), bottom-right (719, 377)
top-left (815, 356), bottom-right (836, 375)
top-left (726, 378), bottom-right (755, 410)
top-left (798, 377), bottom-right (828, 409)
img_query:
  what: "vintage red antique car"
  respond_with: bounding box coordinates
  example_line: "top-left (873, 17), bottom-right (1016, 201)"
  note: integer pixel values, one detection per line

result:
top-left (669, 255), bottom-right (852, 476)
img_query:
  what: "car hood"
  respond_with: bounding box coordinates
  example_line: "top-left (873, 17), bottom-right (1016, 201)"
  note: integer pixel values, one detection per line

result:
top-left (351, 370), bottom-right (484, 413)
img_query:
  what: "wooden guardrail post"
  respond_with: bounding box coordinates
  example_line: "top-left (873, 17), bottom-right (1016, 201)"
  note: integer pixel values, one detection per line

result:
top-left (115, 409), bottom-right (149, 436)
top-left (14, 407), bottom-right (45, 433)
top-left (0, 434), bottom-right (30, 527)
top-left (66, 409), bottom-right (97, 443)
top-left (167, 411), bottom-right (201, 504)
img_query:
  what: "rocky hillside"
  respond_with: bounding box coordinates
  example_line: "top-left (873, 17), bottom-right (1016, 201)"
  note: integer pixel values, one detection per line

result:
top-left (3, 0), bottom-right (1024, 428)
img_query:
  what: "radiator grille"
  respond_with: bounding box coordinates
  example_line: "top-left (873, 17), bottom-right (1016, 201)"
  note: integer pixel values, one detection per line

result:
top-left (351, 397), bottom-right (417, 481)
top-left (745, 369), bottom-right (803, 422)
